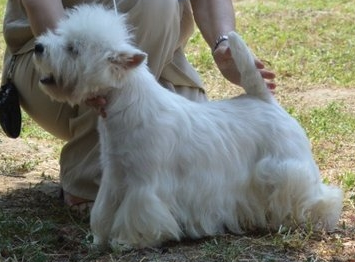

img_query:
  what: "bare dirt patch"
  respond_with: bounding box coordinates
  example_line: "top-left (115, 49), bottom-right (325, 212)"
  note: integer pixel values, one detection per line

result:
top-left (0, 135), bottom-right (60, 195)
top-left (278, 86), bottom-right (355, 113)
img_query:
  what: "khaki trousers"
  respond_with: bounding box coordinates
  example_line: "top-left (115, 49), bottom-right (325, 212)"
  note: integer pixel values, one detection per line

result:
top-left (3, 0), bottom-right (207, 200)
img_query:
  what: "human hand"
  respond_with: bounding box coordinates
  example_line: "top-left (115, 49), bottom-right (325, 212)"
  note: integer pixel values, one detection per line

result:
top-left (85, 96), bottom-right (107, 118)
top-left (213, 41), bottom-right (276, 91)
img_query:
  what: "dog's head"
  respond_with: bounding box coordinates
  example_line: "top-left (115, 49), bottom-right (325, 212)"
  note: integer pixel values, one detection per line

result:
top-left (33, 4), bottom-right (146, 106)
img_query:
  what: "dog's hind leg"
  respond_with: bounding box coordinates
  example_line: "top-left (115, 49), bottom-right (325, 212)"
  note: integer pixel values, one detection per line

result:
top-left (228, 31), bottom-right (273, 103)
top-left (253, 157), bottom-right (343, 230)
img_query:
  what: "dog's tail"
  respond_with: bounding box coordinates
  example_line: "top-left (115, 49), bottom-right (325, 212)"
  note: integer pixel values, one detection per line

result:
top-left (228, 31), bottom-right (273, 103)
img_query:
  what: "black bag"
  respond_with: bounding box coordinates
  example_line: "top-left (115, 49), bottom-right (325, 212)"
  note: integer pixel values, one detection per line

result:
top-left (0, 80), bottom-right (21, 138)
top-left (0, 55), bottom-right (21, 138)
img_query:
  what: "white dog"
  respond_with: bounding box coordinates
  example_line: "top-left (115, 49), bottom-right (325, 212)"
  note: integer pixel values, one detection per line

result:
top-left (33, 4), bottom-right (343, 249)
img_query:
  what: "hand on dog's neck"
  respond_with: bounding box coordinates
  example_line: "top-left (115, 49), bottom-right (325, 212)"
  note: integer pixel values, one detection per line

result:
top-left (85, 96), bottom-right (107, 118)
top-left (86, 52), bottom-right (147, 118)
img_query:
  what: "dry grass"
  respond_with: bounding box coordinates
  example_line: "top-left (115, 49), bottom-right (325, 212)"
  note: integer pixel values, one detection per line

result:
top-left (1, 0), bottom-right (355, 261)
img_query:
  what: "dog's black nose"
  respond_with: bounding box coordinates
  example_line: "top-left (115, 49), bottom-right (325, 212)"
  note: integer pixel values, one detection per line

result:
top-left (34, 43), bottom-right (44, 54)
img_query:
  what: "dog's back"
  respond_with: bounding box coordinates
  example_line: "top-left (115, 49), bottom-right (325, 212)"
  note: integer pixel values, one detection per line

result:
top-left (33, 4), bottom-right (343, 249)
top-left (228, 32), bottom-right (274, 103)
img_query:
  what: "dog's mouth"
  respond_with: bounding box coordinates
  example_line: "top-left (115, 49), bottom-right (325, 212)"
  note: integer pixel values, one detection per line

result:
top-left (40, 74), bottom-right (56, 86)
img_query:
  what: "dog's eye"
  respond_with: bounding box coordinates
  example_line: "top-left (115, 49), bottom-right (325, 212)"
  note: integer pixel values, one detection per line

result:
top-left (66, 44), bottom-right (79, 56)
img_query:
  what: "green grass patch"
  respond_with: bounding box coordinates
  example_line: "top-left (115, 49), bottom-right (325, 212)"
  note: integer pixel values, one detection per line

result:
top-left (0, 156), bottom-right (38, 177)
top-left (0, 189), bottom-right (95, 262)
top-left (289, 102), bottom-right (355, 186)
top-left (339, 171), bottom-right (355, 191)
top-left (186, 0), bottom-right (355, 90)
top-left (1, 0), bottom-right (354, 261)
top-left (232, 0), bottom-right (355, 88)
top-left (20, 112), bottom-right (55, 140)
top-left (290, 102), bottom-right (355, 142)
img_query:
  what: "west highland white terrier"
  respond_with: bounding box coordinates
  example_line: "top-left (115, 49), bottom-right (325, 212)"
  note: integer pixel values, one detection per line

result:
top-left (33, 4), bottom-right (343, 249)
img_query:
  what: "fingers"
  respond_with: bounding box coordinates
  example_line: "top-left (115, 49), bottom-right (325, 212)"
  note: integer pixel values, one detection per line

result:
top-left (85, 96), bottom-right (107, 118)
top-left (266, 81), bottom-right (276, 91)
top-left (260, 68), bottom-right (276, 81)
top-left (99, 107), bottom-right (107, 118)
top-left (255, 59), bottom-right (276, 90)
top-left (86, 96), bottom-right (107, 107)
top-left (255, 59), bottom-right (265, 69)
top-left (261, 69), bottom-right (276, 91)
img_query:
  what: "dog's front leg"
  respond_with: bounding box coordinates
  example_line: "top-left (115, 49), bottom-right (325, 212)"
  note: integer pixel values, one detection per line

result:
top-left (90, 168), bottom-right (126, 249)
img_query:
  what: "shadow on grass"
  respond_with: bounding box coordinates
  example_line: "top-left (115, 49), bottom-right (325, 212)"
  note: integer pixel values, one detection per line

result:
top-left (0, 184), bottom-right (100, 261)
top-left (0, 185), bottom-right (211, 262)
top-left (0, 183), bottom-right (353, 262)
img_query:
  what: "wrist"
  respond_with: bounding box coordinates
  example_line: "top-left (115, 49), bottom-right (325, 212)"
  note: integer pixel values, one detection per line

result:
top-left (213, 35), bottom-right (229, 52)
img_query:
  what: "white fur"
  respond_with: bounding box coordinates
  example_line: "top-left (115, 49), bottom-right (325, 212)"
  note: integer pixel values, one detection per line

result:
top-left (33, 4), bottom-right (343, 249)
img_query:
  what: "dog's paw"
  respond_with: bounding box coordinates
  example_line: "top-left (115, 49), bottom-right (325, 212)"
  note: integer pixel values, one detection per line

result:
top-left (90, 234), bottom-right (110, 251)
top-left (110, 238), bottom-right (134, 252)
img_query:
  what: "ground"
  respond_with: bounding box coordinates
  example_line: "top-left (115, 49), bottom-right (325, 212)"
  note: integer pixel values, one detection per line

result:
top-left (0, 86), bottom-right (354, 261)
top-left (1, 0), bottom-right (354, 259)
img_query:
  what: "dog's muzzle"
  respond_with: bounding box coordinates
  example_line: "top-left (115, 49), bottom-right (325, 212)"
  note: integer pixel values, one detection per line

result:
top-left (34, 43), bottom-right (56, 86)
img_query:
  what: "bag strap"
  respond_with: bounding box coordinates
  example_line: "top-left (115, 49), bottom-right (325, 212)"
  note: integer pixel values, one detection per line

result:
top-left (6, 56), bottom-right (17, 82)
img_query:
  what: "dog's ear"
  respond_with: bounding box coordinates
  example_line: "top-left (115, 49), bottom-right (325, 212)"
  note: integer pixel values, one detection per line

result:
top-left (108, 51), bottom-right (147, 70)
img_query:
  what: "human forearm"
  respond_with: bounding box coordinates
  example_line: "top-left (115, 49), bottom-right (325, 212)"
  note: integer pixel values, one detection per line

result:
top-left (21, 0), bottom-right (65, 36)
top-left (190, 0), bottom-right (236, 50)
top-left (190, 0), bottom-right (276, 89)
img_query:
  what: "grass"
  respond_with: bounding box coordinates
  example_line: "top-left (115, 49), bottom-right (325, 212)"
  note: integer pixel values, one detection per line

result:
top-left (1, 0), bottom-right (355, 261)
top-left (236, 0), bottom-right (355, 88)
top-left (340, 171), bottom-right (355, 192)
top-left (0, 189), bottom-right (95, 261)
top-left (20, 113), bottom-right (56, 140)
top-left (0, 156), bottom-right (38, 177)
top-left (288, 102), bottom-right (355, 144)
top-left (187, 0), bottom-right (355, 94)
top-left (289, 102), bottom-right (355, 169)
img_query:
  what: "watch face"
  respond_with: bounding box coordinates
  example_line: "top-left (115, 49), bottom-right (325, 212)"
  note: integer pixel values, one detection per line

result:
top-left (214, 35), bottom-right (229, 51)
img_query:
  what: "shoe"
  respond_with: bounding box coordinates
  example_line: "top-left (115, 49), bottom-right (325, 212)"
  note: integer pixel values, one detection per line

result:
top-left (61, 189), bottom-right (94, 217)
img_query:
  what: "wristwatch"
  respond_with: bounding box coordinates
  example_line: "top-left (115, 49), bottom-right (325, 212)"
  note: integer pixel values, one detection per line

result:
top-left (214, 35), bottom-right (229, 51)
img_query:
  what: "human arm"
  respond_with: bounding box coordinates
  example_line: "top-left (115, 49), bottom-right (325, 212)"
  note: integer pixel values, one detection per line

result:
top-left (21, 0), bottom-right (65, 36)
top-left (190, 0), bottom-right (235, 50)
top-left (190, 0), bottom-right (276, 89)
